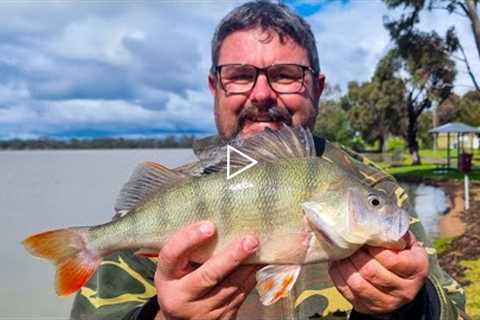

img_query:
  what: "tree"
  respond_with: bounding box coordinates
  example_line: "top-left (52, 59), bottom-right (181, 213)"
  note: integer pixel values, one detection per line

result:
top-left (341, 53), bottom-right (405, 152)
top-left (418, 111), bottom-right (434, 148)
top-left (382, 28), bottom-right (456, 164)
top-left (383, 0), bottom-right (480, 91)
top-left (457, 90), bottom-right (480, 126)
top-left (435, 94), bottom-right (461, 124)
top-left (314, 99), bottom-right (354, 147)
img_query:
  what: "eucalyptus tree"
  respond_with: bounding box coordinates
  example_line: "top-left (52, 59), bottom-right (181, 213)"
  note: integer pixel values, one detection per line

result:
top-left (383, 0), bottom-right (480, 91)
top-left (341, 53), bottom-right (405, 153)
top-left (381, 29), bottom-right (456, 164)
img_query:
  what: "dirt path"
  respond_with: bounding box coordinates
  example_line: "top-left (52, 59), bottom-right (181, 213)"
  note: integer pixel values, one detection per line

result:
top-left (437, 182), bottom-right (467, 238)
top-left (436, 180), bottom-right (480, 284)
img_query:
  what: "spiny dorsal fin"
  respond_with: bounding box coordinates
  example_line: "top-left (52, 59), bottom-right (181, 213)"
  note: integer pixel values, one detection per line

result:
top-left (202, 126), bottom-right (316, 173)
top-left (115, 161), bottom-right (189, 214)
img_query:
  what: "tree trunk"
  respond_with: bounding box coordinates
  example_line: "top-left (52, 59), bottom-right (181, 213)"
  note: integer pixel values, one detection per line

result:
top-left (407, 102), bottom-right (422, 165)
top-left (465, 0), bottom-right (480, 62)
top-left (378, 136), bottom-right (385, 153)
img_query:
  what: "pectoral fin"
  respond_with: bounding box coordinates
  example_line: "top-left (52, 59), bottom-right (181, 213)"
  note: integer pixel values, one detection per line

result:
top-left (255, 265), bottom-right (301, 306)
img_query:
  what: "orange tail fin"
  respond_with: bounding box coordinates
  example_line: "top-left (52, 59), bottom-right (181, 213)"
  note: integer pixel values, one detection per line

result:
top-left (22, 227), bottom-right (101, 296)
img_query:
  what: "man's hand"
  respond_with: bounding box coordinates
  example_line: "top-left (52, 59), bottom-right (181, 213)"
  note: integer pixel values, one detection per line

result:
top-left (154, 221), bottom-right (260, 320)
top-left (328, 231), bottom-right (429, 315)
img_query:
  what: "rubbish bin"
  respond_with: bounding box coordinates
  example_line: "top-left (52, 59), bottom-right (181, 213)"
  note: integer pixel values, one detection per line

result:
top-left (459, 153), bottom-right (473, 173)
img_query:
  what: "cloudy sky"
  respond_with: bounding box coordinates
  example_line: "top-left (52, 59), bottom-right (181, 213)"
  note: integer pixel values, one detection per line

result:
top-left (0, 0), bottom-right (478, 139)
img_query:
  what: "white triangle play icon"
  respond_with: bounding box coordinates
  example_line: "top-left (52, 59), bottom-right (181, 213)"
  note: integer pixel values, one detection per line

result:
top-left (227, 145), bottom-right (258, 180)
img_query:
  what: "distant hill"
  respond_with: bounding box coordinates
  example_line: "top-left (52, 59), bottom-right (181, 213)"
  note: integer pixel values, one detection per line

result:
top-left (0, 136), bottom-right (195, 150)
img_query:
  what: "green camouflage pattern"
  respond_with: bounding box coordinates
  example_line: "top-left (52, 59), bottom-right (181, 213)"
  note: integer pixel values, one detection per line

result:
top-left (70, 137), bottom-right (467, 320)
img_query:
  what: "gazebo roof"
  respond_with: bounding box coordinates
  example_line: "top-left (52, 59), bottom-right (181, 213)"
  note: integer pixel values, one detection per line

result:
top-left (429, 122), bottom-right (480, 134)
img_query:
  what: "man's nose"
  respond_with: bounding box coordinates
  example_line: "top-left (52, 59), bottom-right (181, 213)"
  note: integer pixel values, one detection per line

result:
top-left (250, 73), bottom-right (276, 106)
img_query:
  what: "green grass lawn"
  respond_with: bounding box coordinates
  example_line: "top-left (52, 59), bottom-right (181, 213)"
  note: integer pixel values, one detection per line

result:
top-left (461, 260), bottom-right (480, 319)
top-left (363, 148), bottom-right (480, 181)
top-left (387, 165), bottom-right (480, 181)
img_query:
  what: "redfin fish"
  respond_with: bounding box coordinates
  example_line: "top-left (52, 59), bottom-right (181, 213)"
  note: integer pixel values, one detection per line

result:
top-left (22, 126), bottom-right (409, 305)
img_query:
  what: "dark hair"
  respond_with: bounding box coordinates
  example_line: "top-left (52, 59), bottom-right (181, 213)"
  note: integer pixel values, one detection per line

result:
top-left (210, 0), bottom-right (320, 74)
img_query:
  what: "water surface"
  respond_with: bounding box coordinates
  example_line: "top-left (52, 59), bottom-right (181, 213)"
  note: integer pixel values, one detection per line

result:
top-left (0, 149), bottom-right (194, 319)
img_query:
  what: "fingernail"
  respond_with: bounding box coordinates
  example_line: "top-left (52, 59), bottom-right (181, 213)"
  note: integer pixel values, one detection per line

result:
top-left (242, 235), bottom-right (258, 252)
top-left (198, 222), bottom-right (214, 236)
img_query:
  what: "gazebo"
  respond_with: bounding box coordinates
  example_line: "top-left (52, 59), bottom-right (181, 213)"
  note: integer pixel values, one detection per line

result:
top-left (429, 122), bottom-right (480, 169)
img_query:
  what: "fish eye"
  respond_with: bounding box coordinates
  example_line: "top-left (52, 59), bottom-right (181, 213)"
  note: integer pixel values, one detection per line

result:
top-left (368, 195), bottom-right (383, 208)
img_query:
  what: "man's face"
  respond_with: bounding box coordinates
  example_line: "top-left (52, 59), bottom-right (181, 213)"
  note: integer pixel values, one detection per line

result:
top-left (209, 28), bottom-right (325, 140)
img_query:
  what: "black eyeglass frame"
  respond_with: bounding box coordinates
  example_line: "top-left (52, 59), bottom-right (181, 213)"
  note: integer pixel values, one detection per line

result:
top-left (214, 63), bottom-right (318, 94)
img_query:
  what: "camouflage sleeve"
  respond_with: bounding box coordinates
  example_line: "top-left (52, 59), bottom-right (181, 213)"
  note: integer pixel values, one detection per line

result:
top-left (323, 141), bottom-right (467, 320)
top-left (70, 250), bottom-right (158, 320)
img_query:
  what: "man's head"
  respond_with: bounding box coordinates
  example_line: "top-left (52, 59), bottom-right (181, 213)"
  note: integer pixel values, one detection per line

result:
top-left (208, 0), bottom-right (325, 140)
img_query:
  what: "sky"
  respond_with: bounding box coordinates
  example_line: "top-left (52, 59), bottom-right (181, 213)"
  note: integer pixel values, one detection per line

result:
top-left (0, 0), bottom-right (478, 139)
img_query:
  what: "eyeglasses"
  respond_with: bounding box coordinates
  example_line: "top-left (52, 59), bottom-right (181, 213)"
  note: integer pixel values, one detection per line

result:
top-left (215, 64), bottom-right (317, 94)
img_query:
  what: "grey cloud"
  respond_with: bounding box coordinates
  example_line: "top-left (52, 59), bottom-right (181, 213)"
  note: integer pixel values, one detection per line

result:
top-left (27, 59), bottom-right (135, 101)
top-left (124, 31), bottom-right (204, 93)
top-left (0, 1), bottom-right (475, 139)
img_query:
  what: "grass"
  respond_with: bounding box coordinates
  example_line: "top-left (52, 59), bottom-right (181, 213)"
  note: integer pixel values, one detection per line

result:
top-left (387, 166), bottom-right (480, 181)
top-left (460, 259), bottom-right (480, 319)
top-left (431, 237), bottom-right (454, 255)
top-left (362, 148), bottom-right (480, 181)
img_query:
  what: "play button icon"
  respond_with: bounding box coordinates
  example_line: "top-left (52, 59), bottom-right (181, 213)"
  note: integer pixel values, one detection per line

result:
top-left (227, 145), bottom-right (258, 180)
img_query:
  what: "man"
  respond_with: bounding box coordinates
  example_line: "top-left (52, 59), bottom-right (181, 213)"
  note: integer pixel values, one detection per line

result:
top-left (71, 1), bottom-right (466, 319)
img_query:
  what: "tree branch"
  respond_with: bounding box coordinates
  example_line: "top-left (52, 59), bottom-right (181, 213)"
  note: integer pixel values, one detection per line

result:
top-left (429, 5), bottom-right (468, 17)
top-left (456, 1), bottom-right (470, 16)
top-left (458, 40), bottom-right (480, 90)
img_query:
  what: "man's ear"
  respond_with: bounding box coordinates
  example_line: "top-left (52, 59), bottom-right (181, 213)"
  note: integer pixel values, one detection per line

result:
top-left (315, 73), bottom-right (326, 99)
top-left (208, 73), bottom-right (218, 96)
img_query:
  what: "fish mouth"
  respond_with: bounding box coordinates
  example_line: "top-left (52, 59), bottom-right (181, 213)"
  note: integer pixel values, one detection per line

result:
top-left (385, 208), bottom-right (410, 241)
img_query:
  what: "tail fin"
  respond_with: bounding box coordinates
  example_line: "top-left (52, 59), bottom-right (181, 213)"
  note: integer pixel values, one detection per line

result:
top-left (22, 227), bottom-right (101, 296)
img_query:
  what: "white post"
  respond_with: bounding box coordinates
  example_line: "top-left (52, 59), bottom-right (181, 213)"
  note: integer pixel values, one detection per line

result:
top-left (465, 174), bottom-right (470, 211)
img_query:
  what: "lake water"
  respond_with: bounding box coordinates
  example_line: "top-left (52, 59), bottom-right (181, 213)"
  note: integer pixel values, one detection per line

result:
top-left (411, 184), bottom-right (450, 238)
top-left (0, 149), bottom-right (195, 320)
top-left (0, 149), bottom-right (448, 319)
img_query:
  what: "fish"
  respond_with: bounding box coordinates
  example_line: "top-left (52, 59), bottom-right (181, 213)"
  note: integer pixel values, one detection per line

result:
top-left (22, 126), bottom-right (410, 306)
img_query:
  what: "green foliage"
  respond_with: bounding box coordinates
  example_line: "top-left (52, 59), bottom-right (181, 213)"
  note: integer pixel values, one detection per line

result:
top-left (436, 94), bottom-right (461, 124)
top-left (342, 58), bottom-right (405, 152)
top-left (314, 100), bottom-right (354, 147)
top-left (432, 237), bottom-right (453, 255)
top-left (458, 91), bottom-right (480, 127)
top-left (460, 259), bottom-right (480, 319)
top-left (418, 111), bottom-right (434, 148)
top-left (386, 136), bottom-right (407, 152)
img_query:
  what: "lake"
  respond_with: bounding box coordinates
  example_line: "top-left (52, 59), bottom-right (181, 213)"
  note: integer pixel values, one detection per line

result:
top-left (0, 149), bottom-right (195, 319)
top-left (0, 149), bottom-right (448, 319)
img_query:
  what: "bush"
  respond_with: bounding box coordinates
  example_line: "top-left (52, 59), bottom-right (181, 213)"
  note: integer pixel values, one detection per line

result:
top-left (386, 136), bottom-right (406, 152)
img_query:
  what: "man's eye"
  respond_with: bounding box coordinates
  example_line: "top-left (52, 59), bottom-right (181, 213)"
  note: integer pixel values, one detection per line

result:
top-left (271, 72), bottom-right (301, 82)
top-left (226, 74), bottom-right (253, 82)
top-left (280, 73), bottom-right (299, 79)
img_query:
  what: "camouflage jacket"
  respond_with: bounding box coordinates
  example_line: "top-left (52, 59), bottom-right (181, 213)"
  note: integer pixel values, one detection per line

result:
top-left (71, 136), bottom-right (467, 320)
